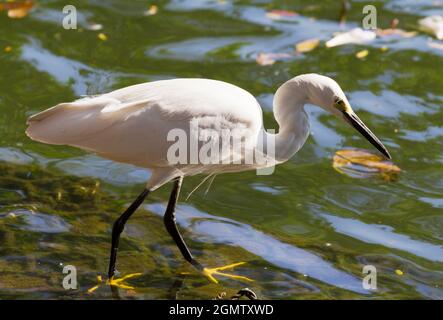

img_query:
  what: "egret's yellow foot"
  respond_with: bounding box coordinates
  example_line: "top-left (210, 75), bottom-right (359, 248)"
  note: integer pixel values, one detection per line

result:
top-left (202, 262), bottom-right (253, 284)
top-left (87, 273), bottom-right (142, 293)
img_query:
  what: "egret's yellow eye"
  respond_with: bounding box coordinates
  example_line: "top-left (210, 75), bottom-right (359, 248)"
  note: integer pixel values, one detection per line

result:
top-left (334, 99), bottom-right (348, 112)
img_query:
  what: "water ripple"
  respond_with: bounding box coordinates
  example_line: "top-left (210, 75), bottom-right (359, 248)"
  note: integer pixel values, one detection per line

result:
top-left (147, 203), bottom-right (368, 294)
top-left (321, 214), bottom-right (443, 262)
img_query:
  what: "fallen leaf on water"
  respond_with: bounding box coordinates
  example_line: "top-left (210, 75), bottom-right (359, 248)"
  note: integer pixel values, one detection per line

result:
top-left (326, 28), bottom-right (376, 48)
top-left (97, 33), bottom-right (108, 41)
top-left (266, 9), bottom-right (298, 20)
top-left (8, 8), bottom-right (28, 18)
top-left (395, 269), bottom-right (404, 276)
top-left (1, 0), bottom-right (34, 18)
top-left (144, 4), bottom-right (158, 16)
top-left (419, 15), bottom-right (443, 40)
top-left (355, 49), bottom-right (369, 59)
top-left (295, 38), bottom-right (320, 53)
top-left (378, 17), bottom-right (416, 38)
top-left (86, 23), bottom-right (103, 31)
top-left (333, 149), bottom-right (401, 181)
top-left (376, 28), bottom-right (417, 38)
top-left (428, 40), bottom-right (443, 50)
top-left (256, 52), bottom-right (292, 66)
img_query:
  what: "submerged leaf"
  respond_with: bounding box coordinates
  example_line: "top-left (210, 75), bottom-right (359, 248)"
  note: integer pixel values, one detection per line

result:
top-left (419, 15), bottom-right (443, 40)
top-left (326, 28), bottom-right (376, 48)
top-left (333, 149), bottom-right (401, 181)
top-left (295, 38), bottom-right (320, 53)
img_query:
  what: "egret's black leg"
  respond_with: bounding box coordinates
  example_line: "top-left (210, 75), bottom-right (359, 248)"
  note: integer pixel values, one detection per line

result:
top-left (163, 177), bottom-right (251, 284)
top-left (108, 188), bottom-right (150, 278)
top-left (163, 177), bottom-right (202, 270)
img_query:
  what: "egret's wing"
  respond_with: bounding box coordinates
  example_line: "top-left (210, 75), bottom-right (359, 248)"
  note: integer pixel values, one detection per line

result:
top-left (26, 95), bottom-right (151, 145)
top-left (26, 79), bottom-right (264, 171)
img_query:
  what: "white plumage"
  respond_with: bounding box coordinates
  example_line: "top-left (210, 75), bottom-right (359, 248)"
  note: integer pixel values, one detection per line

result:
top-left (26, 74), bottom-right (390, 190)
top-left (26, 73), bottom-right (392, 284)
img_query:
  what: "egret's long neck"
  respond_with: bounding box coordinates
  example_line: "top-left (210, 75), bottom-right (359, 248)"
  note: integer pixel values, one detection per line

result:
top-left (265, 80), bottom-right (310, 162)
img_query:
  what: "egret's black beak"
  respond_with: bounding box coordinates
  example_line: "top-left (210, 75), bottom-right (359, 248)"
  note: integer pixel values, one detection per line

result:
top-left (342, 111), bottom-right (392, 160)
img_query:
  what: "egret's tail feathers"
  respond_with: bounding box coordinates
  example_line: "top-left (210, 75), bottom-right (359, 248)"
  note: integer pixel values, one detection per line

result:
top-left (25, 96), bottom-right (121, 145)
top-left (26, 102), bottom-right (71, 124)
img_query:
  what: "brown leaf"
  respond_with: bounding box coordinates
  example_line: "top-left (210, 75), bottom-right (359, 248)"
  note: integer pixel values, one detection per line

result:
top-left (333, 149), bottom-right (401, 181)
top-left (376, 28), bottom-right (417, 38)
top-left (295, 39), bottom-right (320, 53)
top-left (390, 18), bottom-right (400, 29)
top-left (1, 1), bottom-right (34, 19)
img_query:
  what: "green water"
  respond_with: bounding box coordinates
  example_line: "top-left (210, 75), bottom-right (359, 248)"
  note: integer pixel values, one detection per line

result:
top-left (0, 0), bottom-right (443, 299)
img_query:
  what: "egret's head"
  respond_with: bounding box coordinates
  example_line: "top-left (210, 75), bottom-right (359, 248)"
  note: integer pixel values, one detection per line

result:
top-left (296, 74), bottom-right (391, 159)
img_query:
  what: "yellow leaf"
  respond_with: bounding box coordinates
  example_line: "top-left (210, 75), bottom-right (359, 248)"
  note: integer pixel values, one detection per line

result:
top-left (97, 33), bottom-right (108, 41)
top-left (395, 269), bottom-right (404, 276)
top-left (295, 39), bottom-right (320, 53)
top-left (4, 46), bottom-right (12, 53)
top-left (355, 49), bottom-right (369, 59)
top-left (145, 4), bottom-right (158, 16)
top-left (333, 149), bottom-right (401, 181)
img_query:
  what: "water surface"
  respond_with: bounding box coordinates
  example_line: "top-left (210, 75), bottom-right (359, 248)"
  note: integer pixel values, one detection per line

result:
top-left (0, 0), bottom-right (442, 299)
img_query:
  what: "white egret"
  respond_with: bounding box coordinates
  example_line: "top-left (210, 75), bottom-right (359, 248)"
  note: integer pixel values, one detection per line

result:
top-left (26, 74), bottom-right (391, 286)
